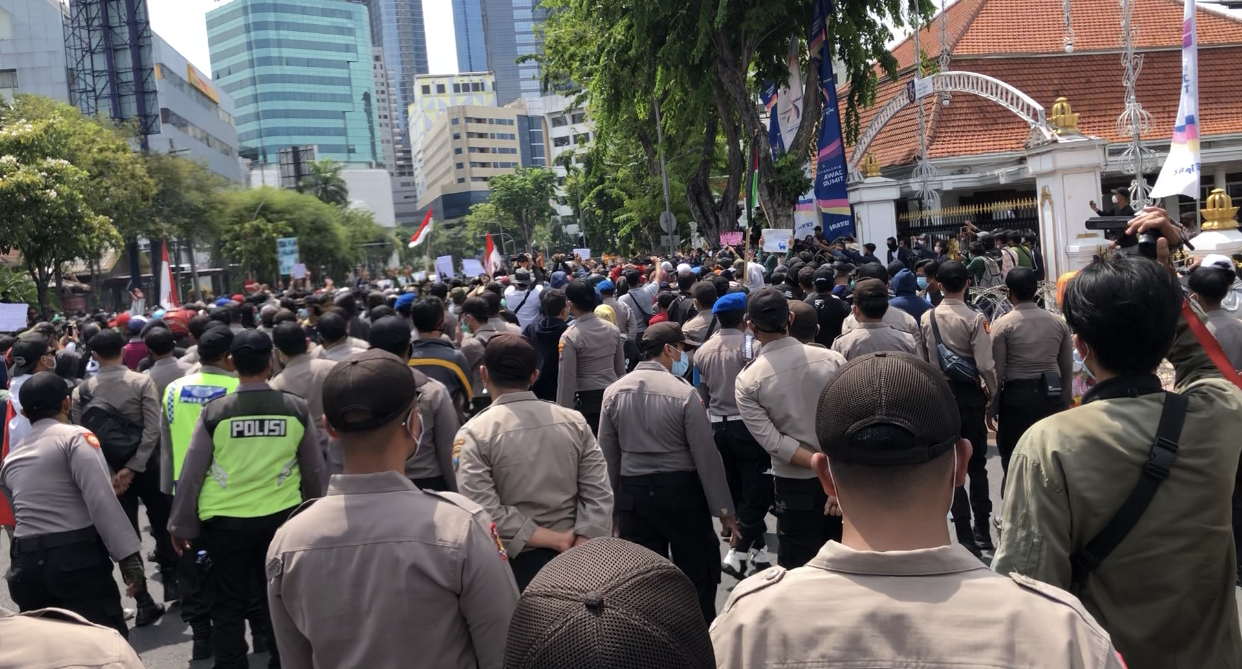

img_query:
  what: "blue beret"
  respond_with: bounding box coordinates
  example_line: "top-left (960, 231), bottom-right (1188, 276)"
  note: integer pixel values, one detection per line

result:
top-left (215, 297), bottom-right (231, 307)
top-left (691, 266), bottom-right (702, 275)
top-left (713, 292), bottom-right (747, 314)
top-left (597, 279), bottom-right (615, 293)
top-left (395, 292), bottom-right (417, 310)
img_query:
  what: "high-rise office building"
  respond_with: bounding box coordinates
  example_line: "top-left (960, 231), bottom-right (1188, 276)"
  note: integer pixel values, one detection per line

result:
top-left (409, 71), bottom-right (496, 196)
top-left (416, 103), bottom-right (535, 220)
top-left (206, 0), bottom-right (381, 166)
top-left (480, 0), bottom-right (546, 105)
top-left (452, 0), bottom-right (485, 73)
top-left (151, 35), bottom-right (242, 181)
top-left (364, 0), bottom-right (428, 177)
top-left (372, 46), bottom-right (397, 174)
top-left (0, 0), bottom-right (70, 102)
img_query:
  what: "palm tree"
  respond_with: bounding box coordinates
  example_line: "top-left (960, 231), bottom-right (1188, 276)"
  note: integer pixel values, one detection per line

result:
top-left (301, 159), bottom-right (350, 206)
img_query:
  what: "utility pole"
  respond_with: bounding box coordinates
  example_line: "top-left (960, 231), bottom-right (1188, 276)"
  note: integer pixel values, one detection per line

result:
top-left (653, 94), bottom-right (675, 259)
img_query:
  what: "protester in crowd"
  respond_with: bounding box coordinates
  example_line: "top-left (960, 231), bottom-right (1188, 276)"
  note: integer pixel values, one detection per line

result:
top-left (523, 289), bottom-right (569, 403)
top-left (1187, 255), bottom-right (1242, 370)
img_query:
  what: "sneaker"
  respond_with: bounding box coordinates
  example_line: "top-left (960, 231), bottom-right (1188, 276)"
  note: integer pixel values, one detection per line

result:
top-left (749, 547), bottom-right (773, 574)
top-left (721, 548), bottom-right (748, 580)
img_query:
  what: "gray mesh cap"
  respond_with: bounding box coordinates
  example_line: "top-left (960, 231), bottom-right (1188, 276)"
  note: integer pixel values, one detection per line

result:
top-left (504, 538), bottom-right (715, 669)
top-left (816, 352), bottom-right (961, 465)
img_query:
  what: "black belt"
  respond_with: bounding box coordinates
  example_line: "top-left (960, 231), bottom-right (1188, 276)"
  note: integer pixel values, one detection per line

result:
top-left (1003, 377), bottom-right (1045, 390)
top-left (619, 471), bottom-right (699, 486)
top-left (11, 526), bottom-right (100, 554)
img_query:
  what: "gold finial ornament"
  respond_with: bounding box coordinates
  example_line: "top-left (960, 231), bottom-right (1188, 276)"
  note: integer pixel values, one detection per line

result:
top-left (861, 152), bottom-right (882, 178)
top-left (1049, 97), bottom-right (1079, 135)
top-left (1201, 188), bottom-right (1239, 231)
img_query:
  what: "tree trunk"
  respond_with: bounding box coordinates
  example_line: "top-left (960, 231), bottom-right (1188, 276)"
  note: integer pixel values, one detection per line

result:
top-left (188, 239), bottom-right (202, 303)
top-left (33, 269), bottom-right (49, 320)
top-left (52, 263), bottom-right (63, 313)
top-left (88, 258), bottom-right (99, 310)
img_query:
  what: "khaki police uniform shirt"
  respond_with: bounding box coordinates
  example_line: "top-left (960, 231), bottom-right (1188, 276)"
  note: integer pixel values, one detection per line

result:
top-left (602, 296), bottom-right (635, 339)
top-left (694, 329), bottom-right (758, 418)
top-left (266, 471), bottom-right (519, 669)
top-left (711, 542), bottom-right (1124, 669)
top-left (843, 305), bottom-right (922, 348)
top-left (461, 318), bottom-right (522, 399)
top-left (71, 365), bottom-right (161, 473)
top-left (269, 353), bottom-right (338, 425)
top-left (990, 302), bottom-right (1073, 402)
top-left (405, 370), bottom-right (460, 489)
top-left (0, 420), bottom-right (140, 561)
top-left (146, 356), bottom-right (190, 398)
top-left (918, 298), bottom-right (999, 397)
top-left (993, 310), bottom-right (1242, 669)
top-left (453, 391), bottom-right (613, 555)
top-left (831, 322), bottom-right (917, 360)
top-left (598, 361), bottom-right (735, 517)
top-left (316, 338), bottom-right (368, 363)
top-left (735, 337), bottom-right (846, 479)
top-left (682, 310), bottom-right (715, 347)
top-left (1206, 309), bottom-right (1242, 371)
top-left (0, 607), bottom-right (146, 669)
top-left (556, 312), bottom-right (625, 407)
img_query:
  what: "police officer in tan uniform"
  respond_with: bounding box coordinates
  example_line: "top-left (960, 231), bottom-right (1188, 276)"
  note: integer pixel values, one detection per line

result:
top-left (988, 267), bottom-right (1072, 483)
top-left (266, 349), bottom-right (520, 669)
top-left (841, 263), bottom-right (921, 346)
top-left (918, 260), bottom-right (997, 556)
top-left (455, 334), bottom-right (614, 591)
top-left (461, 292), bottom-right (521, 414)
top-left (693, 292), bottom-right (772, 579)
top-left (557, 280), bottom-right (625, 434)
top-left (711, 353), bottom-right (1124, 669)
top-left (1, 373), bottom-right (148, 638)
top-left (831, 279), bottom-right (917, 360)
top-left (735, 288), bottom-right (847, 570)
top-left (598, 322), bottom-right (739, 623)
top-left (0, 607), bottom-right (145, 669)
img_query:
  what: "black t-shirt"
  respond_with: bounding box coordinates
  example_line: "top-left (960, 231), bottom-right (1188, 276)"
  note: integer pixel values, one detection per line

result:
top-left (805, 291), bottom-right (850, 348)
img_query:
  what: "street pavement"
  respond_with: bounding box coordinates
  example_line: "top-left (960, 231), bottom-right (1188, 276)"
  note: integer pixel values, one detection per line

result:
top-left (1, 440), bottom-right (1239, 667)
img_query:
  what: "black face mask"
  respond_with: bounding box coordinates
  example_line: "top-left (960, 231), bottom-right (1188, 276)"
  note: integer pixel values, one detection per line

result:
top-left (887, 242), bottom-right (897, 251)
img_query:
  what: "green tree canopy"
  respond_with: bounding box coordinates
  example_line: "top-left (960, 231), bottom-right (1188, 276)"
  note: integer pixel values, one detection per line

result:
top-left (301, 159), bottom-right (350, 207)
top-left (487, 167), bottom-right (558, 253)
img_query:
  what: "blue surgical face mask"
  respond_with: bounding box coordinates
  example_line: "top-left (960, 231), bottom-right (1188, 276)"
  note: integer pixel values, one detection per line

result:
top-left (917, 276), bottom-right (929, 290)
top-left (671, 348), bottom-right (690, 376)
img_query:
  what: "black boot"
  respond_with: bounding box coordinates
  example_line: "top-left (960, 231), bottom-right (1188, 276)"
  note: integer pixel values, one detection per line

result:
top-left (973, 516), bottom-right (995, 553)
top-left (954, 519), bottom-right (982, 558)
top-left (160, 571), bottom-right (181, 602)
top-left (134, 591), bottom-right (166, 627)
top-left (191, 626), bottom-right (212, 660)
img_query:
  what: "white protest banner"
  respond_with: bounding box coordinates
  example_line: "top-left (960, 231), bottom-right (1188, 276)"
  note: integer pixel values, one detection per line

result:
top-left (762, 229), bottom-right (793, 253)
top-left (413, 271), bottom-right (427, 282)
top-left (0, 303), bottom-right (28, 332)
top-left (435, 255), bottom-right (455, 280)
top-left (292, 263), bottom-right (307, 280)
top-left (461, 259), bottom-right (485, 277)
top-left (572, 248), bottom-right (592, 261)
top-left (276, 237), bottom-right (299, 276)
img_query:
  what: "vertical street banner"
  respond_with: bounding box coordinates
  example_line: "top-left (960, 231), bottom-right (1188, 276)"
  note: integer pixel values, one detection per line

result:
top-left (811, 0), bottom-right (854, 239)
top-left (1150, 0), bottom-right (1200, 199)
top-left (276, 237), bottom-right (299, 277)
top-left (776, 38), bottom-right (805, 153)
top-left (759, 84), bottom-right (784, 157)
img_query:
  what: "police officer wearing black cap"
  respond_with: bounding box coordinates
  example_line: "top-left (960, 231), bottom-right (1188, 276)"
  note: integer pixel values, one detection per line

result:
top-left (599, 321), bottom-right (738, 623)
top-left (0, 372), bottom-right (148, 638)
top-left (168, 329), bottom-right (329, 669)
top-left (805, 265), bottom-right (850, 348)
top-left (735, 287), bottom-right (846, 570)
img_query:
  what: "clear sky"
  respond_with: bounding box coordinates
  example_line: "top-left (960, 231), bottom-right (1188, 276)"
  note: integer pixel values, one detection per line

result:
top-left (147, 0), bottom-right (460, 79)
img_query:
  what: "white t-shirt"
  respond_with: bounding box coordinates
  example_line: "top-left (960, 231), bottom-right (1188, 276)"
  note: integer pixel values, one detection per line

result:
top-left (7, 374), bottom-right (32, 450)
top-left (504, 284), bottom-right (544, 329)
top-left (746, 262), bottom-right (767, 290)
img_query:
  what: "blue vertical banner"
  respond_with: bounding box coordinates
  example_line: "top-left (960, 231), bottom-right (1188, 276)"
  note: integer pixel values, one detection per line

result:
top-left (811, 0), bottom-right (854, 239)
top-left (759, 83), bottom-right (784, 158)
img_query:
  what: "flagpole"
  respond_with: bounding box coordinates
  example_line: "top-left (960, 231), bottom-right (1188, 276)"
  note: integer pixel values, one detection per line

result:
top-left (744, 130), bottom-right (757, 264)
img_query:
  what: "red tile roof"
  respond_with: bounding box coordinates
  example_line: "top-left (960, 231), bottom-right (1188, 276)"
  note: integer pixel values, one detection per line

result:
top-left (846, 0), bottom-right (1242, 167)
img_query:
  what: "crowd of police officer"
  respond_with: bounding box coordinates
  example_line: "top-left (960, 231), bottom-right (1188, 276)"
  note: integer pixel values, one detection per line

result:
top-left (0, 249), bottom-right (1097, 668)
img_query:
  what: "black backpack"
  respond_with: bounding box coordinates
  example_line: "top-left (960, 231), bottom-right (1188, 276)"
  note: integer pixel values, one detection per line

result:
top-left (76, 384), bottom-right (143, 471)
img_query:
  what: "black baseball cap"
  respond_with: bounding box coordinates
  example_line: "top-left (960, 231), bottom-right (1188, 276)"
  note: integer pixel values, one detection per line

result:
top-left (746, 287), bottom-right (790, 333)
top-left (197, 327), bottom-right (234, 362)
top-left (640, 322), bottom-right (685, 353)
top-left (19, 371), bottom-right (69, 419)
top-left (813, 265), bottom-right (835, 287)
top-left (229, 329), bottom-right (272, 369)
top-left (322, 349), bottom-right (418, 433)
top-left (10, 337), bottom-right (50, 376)
top-left (369, 316), bottom-right (412, 357)
top-left (483, 333), bottom-right (537, 382)
top-left (816, 352), bottom-right (960, 465)
top-left (855, 262), bottom-right (889, 283)
top-left (852, 278), bottom-right (888, 303)
top-left (505, 538), bottom-right (715, 669)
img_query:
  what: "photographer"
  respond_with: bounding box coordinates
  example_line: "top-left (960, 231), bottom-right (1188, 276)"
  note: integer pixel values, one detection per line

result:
top-left (993, 208), bottom-right (1242, 668)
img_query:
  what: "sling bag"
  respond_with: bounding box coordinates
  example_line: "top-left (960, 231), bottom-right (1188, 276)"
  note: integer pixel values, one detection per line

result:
top-left (929, 310), bottom-right (979, 385)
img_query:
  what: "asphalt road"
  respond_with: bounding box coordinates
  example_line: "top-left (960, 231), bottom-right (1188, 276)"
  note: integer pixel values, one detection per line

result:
top-left (1, 441), bottom-right (1239, 667)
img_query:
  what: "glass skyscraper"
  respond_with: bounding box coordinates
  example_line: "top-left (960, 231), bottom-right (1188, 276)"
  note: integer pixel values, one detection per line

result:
top-left (477, 0), bottom-right (547, 105)
top-left (365, 0), bottom-right (428, 176)
top-left (206, 0), bottom-right (381, 166)
top-left (452, 0), bottom-right (485, 73)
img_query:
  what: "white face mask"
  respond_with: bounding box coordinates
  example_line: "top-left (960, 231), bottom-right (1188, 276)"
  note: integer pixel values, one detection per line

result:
top-left (1112, 195), bottom-right (1120, 205)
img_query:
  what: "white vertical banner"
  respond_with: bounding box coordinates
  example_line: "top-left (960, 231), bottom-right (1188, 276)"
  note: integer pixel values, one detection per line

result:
top-left (775, 38), bottom-right (804, 152)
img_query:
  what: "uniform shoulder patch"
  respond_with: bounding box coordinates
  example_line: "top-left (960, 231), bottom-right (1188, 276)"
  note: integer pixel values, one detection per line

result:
top-left (489, 522), bottom-right (509, 562)
top-left (82, 432), bottom-right (101, 449)
top-left (452, 436), bottom-right (466, 471)
top-left (722, 567), bottom-right (786, 614)
top-left (1007, 572), bottom-right (1105, 631)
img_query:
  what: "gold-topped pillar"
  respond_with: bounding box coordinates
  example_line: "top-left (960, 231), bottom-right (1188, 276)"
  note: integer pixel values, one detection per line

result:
top-left (1189, 188), bottom-right (1242, 257)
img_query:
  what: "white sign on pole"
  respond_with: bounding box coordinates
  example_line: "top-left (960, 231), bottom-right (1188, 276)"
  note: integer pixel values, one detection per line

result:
top-left (794, 216), bottom-right (816, 242)
top-left (762, 229), bottom-right (793, 253)
top-left (461, 259), bottom-right (485, 277)
top-left (572, 248), bottom-right (591, 261)
top-left (292, 263), bottom-right (307, 280)
top-left (435, 255), bottom-right (455, 280)
top-left (0, 303), bottom-right (28, 333)
top-left (276, 237), bottom-right (299, 276)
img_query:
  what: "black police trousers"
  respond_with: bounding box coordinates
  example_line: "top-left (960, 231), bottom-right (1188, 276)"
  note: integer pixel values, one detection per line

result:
top-left (948, 381), bottom-right (991, 525)
top-left (509, 548), bottom-right (558, 592)
top-left (5, 527), bottom-right (127, 638)
top-left (575, 389), bottom-right (605, 436)
top-left (201, 509), bottom-right (292, 669)
top-left (713, 419), bottom-right (772, 554)
top-left (773, 476), bottom-right (841, 570)
top-left (996, 379), bottom-right (1065, 489)
top-left (177, 537), bottom-right (267, 640)
top-left (617, 471), bottom-right (721, 624)
top-left (118, 456), bottom-right (176, 581)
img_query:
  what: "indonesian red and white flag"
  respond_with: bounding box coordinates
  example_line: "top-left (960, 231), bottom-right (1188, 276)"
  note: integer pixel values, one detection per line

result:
top-left (408, 209), bottom-right (434, 248)
top-left (158, 240), bottom-right (178, 309)
top-left (484, 233), bottom-right (503, 276)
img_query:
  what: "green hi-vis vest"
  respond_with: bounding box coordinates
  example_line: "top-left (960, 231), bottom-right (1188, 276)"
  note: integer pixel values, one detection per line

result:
top-left (197, 389), bottom-right (308, 521)
top-left (164, 371), bottom-right (240, 486)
